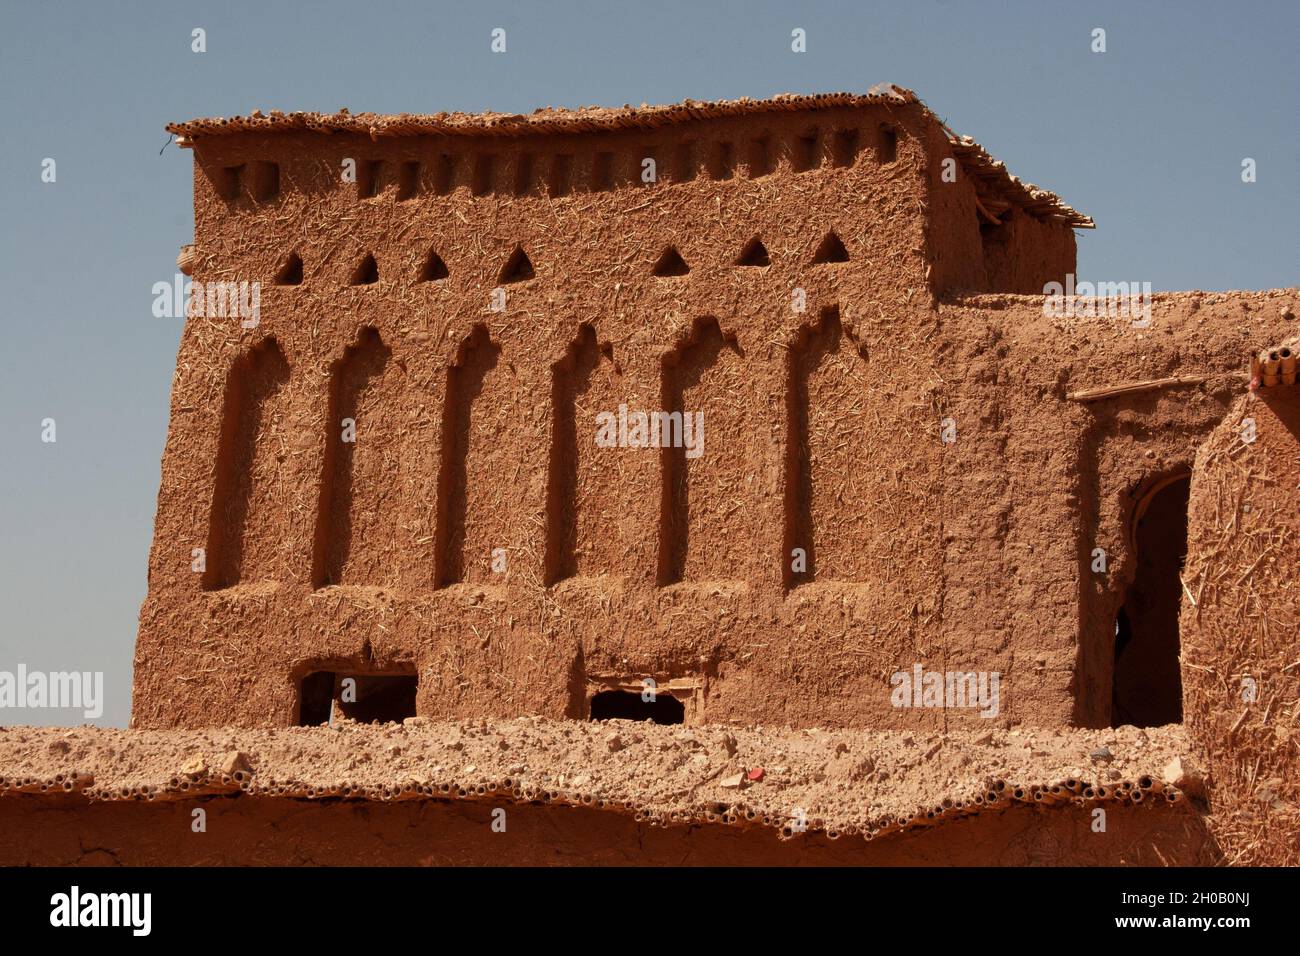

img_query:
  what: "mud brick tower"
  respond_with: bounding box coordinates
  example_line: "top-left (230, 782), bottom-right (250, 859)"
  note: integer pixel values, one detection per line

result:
top-left (133, 87), bottom-right (1296, 744)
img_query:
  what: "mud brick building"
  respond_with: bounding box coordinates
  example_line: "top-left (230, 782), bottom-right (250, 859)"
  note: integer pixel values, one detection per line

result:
top-left (131, 87), bottom-right (1297, 748)
top-left (1, 88), bottom-right (1293, 867)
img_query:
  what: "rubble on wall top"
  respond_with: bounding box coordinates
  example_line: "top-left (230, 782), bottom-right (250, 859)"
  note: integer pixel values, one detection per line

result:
top-left (167, 86), bottom-right (1093, 229)
top-left (1, 719), bottom-right (1190, 840)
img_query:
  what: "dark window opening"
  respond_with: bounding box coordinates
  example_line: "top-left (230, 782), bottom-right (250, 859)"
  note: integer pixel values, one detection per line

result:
top-left (708, 141), bottom-right (734, 180)
top-left (673, 141), bottom-right (696, 181)
top-left (471, 155), bottom-right (495, 196)
top-left (736, 237), bottom-right (770, 267)
top-left (747, 137), bottom-right (771, 177)
top-left (498, 246), bottom-right (535, 284)
top-left (296, 671), bottom-right (417, 726)
top-left (878, 125), bottom-right (898, 164)
top-left (831, 129), bottom-right (860, 167)
top-left (589, 689), bottom-right (684, 725)
top-left (652, 246), bottom-right (690, 277)
top-left (419, 249), bottom-right (449, 282)
top-left (812, 231), bottom-right (849, 264)
top-left (433, 154), bottom-right (456, 195)
top-left (979, 217), bottom-right (1009, 243)
top-left (397, 161), bottom-right (421, 200)
top-left (513, 152), bottom-right (535, 195)
top-left (297, 671), bottom-right (336, 726)
top-left (794, 132), bottom-right (819, 172)
top-left (356, 160), bottom-right (382, 199)
top-left (248, 161), bottom-right (280, 201)
top-left (350, 253), bottom-right (379, 285)
top-left (213, 164), bottom-right (243, 201)
top-left (1112, 474), bottom-right (1189, 727)
top-left (274, 252), bottom-right (303, 286)
top-left (548, 154), bottom-right (573, 197)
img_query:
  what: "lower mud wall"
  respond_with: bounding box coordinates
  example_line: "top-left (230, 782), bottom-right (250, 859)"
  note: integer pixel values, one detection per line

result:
top-left (0, 795), bottom-right (1216, 866)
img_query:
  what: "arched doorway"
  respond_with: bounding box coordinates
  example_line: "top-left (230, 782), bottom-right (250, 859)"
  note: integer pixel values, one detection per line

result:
top-left (1112, 474), bottom-right (1190, 726)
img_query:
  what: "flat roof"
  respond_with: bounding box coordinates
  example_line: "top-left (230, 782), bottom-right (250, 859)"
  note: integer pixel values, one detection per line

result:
top-left (168, 86), bottom-right (1093, 228)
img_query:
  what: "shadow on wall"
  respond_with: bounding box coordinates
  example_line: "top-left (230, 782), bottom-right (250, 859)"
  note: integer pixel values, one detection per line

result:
top-left (1113, 474), bottom-right (1190, 728)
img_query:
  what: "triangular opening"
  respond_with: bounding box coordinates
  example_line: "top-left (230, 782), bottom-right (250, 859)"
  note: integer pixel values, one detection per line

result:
top-left (652, 246), bottom-right (690, 277)
top-left (350, 253), bottom-right (379, 285)
top-left (419, 250), bottom-right (449, 282)
top-left (498, 246), bottom-right (534, 284)
top-left (736, 237), bottom-right (770, 267)
top-left (812, 231), bottom-right (849, 264)
top-left (274, 252), bottom-right (303, 286)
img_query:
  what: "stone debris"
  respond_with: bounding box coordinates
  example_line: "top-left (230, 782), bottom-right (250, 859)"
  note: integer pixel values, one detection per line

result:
top-left (219, 751), bottom-right (251, 776)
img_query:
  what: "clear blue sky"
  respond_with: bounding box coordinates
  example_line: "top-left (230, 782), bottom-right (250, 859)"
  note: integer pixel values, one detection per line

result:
top-left (1, 0), bottom-right (1296, 727)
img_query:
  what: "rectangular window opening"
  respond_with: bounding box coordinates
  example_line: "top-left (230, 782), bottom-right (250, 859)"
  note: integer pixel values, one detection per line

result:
top-left (831, 129), bottom-right (860, 168)
top-left (548, 154), bottom-right (573, 197)
top-left (433, 154), bottom-right (457, 195)
top-left (296, 670), bottom-right (417, 726)
top-left (674, 141), bottom-right (696, 182)
top-left (591, 151), bottom-right (614, 191)
top-left (747, 136), bottom-right (771, 177)
top-left (214, 164), bottom-right (244, 201)
top-left (794, 132), bottom-right (819, 172)
top-left (878, 125), bottom-right (898, 164)
top-left (357, 160), bottom-right (382, 199)
top-left (397, 161), bottom-right (421, 200)
top-left (708, 141), bottom-right (734, 180)
top-left (471, 154), bottom-right (496, 196)
top-left (248, 161), bottom-right (280, 201)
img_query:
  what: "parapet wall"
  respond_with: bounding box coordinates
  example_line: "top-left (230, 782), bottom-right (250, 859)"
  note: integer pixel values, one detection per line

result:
top-left (0, 722), bottom-right (1214, 866)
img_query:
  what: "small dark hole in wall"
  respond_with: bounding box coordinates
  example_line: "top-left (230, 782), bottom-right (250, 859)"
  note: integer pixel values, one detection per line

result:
top-left (498, 246), bottom-right (534, 284)
top-left (736, 237), bottom-right (770, 267)
top-left (397, 161), bottom-right (420, 200)
top-left (878, 125), bottom-right (898, 164)
top-left (590, 689), bottom-right (684, 725)
top-left (350, 254), bottom-right (379, 285)
top-left (274, 252), bottom-right (303, 286)
top-left (652, 246), bottom-right (690, 277)
top-left (812, 231), bottom-right (849, 264)
top-left (419, 249), bottom-right (449, 282)
top-left (979, 217), bottom-right (1009, 242)
top-left (356, 160), bottom-right (381, 199)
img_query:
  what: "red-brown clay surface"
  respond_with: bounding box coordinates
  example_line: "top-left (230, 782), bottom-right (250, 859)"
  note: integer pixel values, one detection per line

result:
top-left (0, 721), bottom-right (1212, 865)
top-left (1180, 386), bottom-right (1300, 865)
